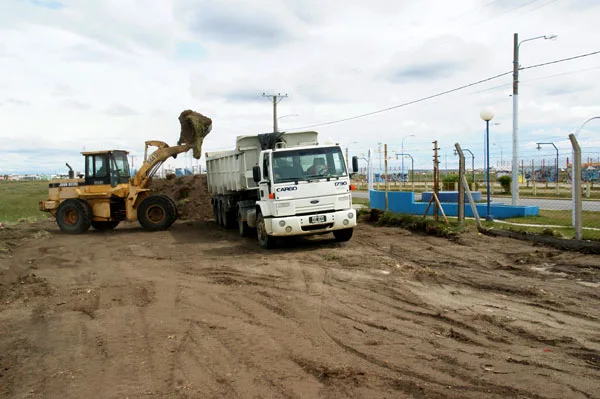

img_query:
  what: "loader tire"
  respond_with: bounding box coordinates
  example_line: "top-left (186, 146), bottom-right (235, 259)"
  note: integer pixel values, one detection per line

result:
top-left (160, 194), bottom-right (178, 221)
top-left (56, 199), bottom-right (92, 234)
top-left (91, 221), bottom-right (120, 231)
top-left (138, 195), bottom-right (176, 231)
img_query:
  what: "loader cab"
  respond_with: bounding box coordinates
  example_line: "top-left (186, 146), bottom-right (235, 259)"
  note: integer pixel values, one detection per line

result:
top-left (82, 150), bottom-right (130, 187)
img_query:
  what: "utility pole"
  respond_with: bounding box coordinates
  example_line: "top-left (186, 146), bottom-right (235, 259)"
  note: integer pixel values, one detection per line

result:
top-left (262, 92), bottom-right (288, 132)
top-left (512, 33), bottom-right (519, 206)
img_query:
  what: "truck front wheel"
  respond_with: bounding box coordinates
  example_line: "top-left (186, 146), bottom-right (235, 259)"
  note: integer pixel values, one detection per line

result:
top-left (256, 213), bottom-right (275, 249)
top-left (333, 228), bottom-right (353, 242)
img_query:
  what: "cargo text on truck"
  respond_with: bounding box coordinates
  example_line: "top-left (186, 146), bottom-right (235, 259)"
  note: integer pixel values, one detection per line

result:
top-left (206, 131), bottom-right (359, 249)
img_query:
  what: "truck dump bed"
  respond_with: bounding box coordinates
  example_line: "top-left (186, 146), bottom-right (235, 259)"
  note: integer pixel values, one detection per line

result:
top-left (206, 131), bottom-right (318, 195)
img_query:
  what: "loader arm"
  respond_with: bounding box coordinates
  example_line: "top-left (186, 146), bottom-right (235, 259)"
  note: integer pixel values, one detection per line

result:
top-left (132, 141), bottom-right (192, 189)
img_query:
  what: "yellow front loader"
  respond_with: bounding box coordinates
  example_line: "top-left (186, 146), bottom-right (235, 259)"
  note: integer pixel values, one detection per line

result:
top-left (40, 110), bottom-right (212, 234)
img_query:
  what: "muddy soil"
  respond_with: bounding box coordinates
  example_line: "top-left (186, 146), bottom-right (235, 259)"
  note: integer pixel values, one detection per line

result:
top-left (149, 175), bottom-right (212, 221)
top-left (1, 219), bottom-right (599, 398)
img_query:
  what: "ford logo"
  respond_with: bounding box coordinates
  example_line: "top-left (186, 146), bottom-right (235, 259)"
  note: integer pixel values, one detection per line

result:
top-left (310, 200), bottom-right (319, 204)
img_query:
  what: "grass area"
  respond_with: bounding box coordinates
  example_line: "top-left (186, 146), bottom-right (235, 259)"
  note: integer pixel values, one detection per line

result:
top-left (352, 197), bottom-right (369, 207)
top-left (503, 209), bottom-right (600, 229)
top-left (0, 181), bottom-right (49, 224)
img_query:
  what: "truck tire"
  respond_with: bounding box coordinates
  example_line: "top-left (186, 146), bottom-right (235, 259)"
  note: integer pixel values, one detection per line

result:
top-left (221, 203), bottom-right (235, 229)
top-left (56, 199), bottom-right (92, 234)
top-left (256, 213), bottom-right (276, 249)
top-left (91, 221), bottom-right (120, 231)
top-left (333, 228), bottom-right (353, 242)
top-left (238, 209), bottom-right (250, 237)
top-left (213, 201), bottom-right (220, 225)
top-left (138, 195), bottom-right (176, 231)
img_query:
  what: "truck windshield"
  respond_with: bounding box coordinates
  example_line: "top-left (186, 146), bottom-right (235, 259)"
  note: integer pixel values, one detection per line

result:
top-left (272, 147), bottom-right (347, 183)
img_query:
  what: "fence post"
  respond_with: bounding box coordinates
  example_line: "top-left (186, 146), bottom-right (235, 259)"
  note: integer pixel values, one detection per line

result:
top-left (569, 134), bottom-right (582, 240)
top-left (455, 143), bottom-right (465, 225)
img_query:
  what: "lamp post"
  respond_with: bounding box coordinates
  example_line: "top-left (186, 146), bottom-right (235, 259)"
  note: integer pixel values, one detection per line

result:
top-left (395, 152), bottom-right (415, 191)
top-left (454, 148), bottom-right (475, 183)
top-left (401, 134), bottom-right (415, 186)
top-left (536, 142), bottom-right (559, 195)
top-left (481, 107), bottom-right (495, 221)
top-left (512, 33), bottom-right (557, 206)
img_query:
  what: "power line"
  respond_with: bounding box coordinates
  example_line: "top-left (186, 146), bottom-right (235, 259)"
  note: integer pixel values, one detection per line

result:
top-left (288, 71), bottom-right (512, 130)
top-left (288, 49), bottom-right (600, 131)
top-left (520, 50), bottom-right (600, 71)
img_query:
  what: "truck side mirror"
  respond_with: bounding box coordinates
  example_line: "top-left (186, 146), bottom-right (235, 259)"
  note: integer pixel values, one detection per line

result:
top-left (252, 165), bottom-right (261, 183)
top-left (352, 156), bottom-right (359, 173)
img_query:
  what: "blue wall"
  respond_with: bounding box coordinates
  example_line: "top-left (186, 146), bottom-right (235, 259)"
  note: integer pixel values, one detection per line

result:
top-left (369, 190), bottom-right (539, 219)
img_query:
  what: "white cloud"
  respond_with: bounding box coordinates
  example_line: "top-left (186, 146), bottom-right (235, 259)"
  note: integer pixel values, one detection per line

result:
top-left (1, 0), bottom-right (600, 174)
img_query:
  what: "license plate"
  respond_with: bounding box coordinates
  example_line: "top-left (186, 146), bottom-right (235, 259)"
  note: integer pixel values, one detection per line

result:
top-left (309, 215), bottom-right (326, 224)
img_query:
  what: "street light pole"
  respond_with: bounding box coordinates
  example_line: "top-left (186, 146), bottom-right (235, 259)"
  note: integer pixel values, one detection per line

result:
top-left (512, 33), bottom-right (557, 206)
top-left (401, 134), bottom-right (414, 186)
top-left (536, 142), bottom-right (559, 195)
top-left (481, 107), bottom-right (495, 221)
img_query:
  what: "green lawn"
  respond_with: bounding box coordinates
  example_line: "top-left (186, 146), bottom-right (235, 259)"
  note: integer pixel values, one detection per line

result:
top-left (0, 181), bottom-right (50, 223)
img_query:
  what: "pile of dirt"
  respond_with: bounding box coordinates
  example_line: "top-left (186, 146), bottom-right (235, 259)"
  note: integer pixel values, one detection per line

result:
top-left (149, 175), bottom-right (212, 221)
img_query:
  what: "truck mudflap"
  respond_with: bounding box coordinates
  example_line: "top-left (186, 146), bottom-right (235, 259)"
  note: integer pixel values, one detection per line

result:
top-left (266, 209), bottom-right (357, 237)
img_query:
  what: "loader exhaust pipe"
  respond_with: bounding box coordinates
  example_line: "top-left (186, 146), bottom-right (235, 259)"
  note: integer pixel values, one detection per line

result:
top-left (66, 163), bottom-right (74, 179)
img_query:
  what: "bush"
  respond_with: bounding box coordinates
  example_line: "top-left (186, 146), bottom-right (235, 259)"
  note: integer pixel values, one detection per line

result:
top-left (442, 173), bottom-right (459, 191)
top-left (498, 175), bottom-right (511, 194)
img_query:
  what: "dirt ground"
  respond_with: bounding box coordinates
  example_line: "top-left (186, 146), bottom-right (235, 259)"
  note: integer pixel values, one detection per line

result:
top-left (1, 218), bottom-right (599, 398)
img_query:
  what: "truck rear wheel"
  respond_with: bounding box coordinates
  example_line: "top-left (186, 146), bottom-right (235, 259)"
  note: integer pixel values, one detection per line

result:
top-left (238, 209), bottom-right (250, 237)
top-left (256, 213), bottom-right (275, 249)
top-left (138, 195), bottom-right (176, 231)
top-left (333, 228), bottom-right (353, 242)
top-left (56, 199), bottom-right (92, 234)
top-left (213, 201), bottom-right (220, 225)
top-left (91, 221), bottom-right (120, 231)
top-left (221, 203), bottom-right (235, 229)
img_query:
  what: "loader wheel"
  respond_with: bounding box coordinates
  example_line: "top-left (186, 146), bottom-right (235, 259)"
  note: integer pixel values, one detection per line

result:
top-left (138, 195), bottom-right (176, 231)
top-left (91, 221), bottom-right (120, 231)
top-left (256, 213), bottom-right (275, 249)
top-left (56, 199), bottom-right (92, 234)
top-left (160, 195), bottom-right (178, 221)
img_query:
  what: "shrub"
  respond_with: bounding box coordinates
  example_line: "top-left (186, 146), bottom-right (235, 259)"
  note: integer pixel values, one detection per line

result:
top-left (498, 175), bottom-right (511, 194)
top-left (442, 173), bottom-right (459, 191)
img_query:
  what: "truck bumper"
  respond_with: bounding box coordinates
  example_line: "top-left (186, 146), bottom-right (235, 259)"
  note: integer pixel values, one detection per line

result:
top-left (266, 209), bottom-right (357, 237)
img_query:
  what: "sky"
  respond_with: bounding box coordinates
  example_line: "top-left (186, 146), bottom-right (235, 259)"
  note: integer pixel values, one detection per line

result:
top-left (1, 0), bottom-right (600, 175)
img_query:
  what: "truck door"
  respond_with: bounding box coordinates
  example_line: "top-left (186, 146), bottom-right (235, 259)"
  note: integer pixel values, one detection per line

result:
top-left (258, 152), bottom-right (272, 201)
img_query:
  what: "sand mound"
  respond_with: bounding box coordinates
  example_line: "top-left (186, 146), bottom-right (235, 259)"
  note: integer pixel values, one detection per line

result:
top-left (149, 175), bottom-right (212, 221)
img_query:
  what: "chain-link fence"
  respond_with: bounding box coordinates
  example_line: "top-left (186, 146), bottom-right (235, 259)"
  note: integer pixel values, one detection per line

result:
top-left (356, 137), bottom-right (600, 241)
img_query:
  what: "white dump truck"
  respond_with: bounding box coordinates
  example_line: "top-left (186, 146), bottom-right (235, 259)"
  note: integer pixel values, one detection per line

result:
top-left (206, 131), bottom-right (359, 249)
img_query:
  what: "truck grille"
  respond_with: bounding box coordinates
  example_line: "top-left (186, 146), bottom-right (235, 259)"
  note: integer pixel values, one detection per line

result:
top-left (295, 203), bottom-right (334, 214)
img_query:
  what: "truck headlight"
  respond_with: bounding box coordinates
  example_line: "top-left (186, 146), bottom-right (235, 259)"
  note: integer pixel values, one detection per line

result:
top-left (348, 212), bottom-right (354, 219)
top-left (279, 220), bottom-right (286, 227)
top-left (277, 202), bottom-right (291, 209)
top-left (338, 195), bottom-right (349, 202)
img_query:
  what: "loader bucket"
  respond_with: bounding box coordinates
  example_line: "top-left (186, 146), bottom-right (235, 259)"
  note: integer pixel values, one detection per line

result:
top-left (178, 110), bottom-right (213, 159)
